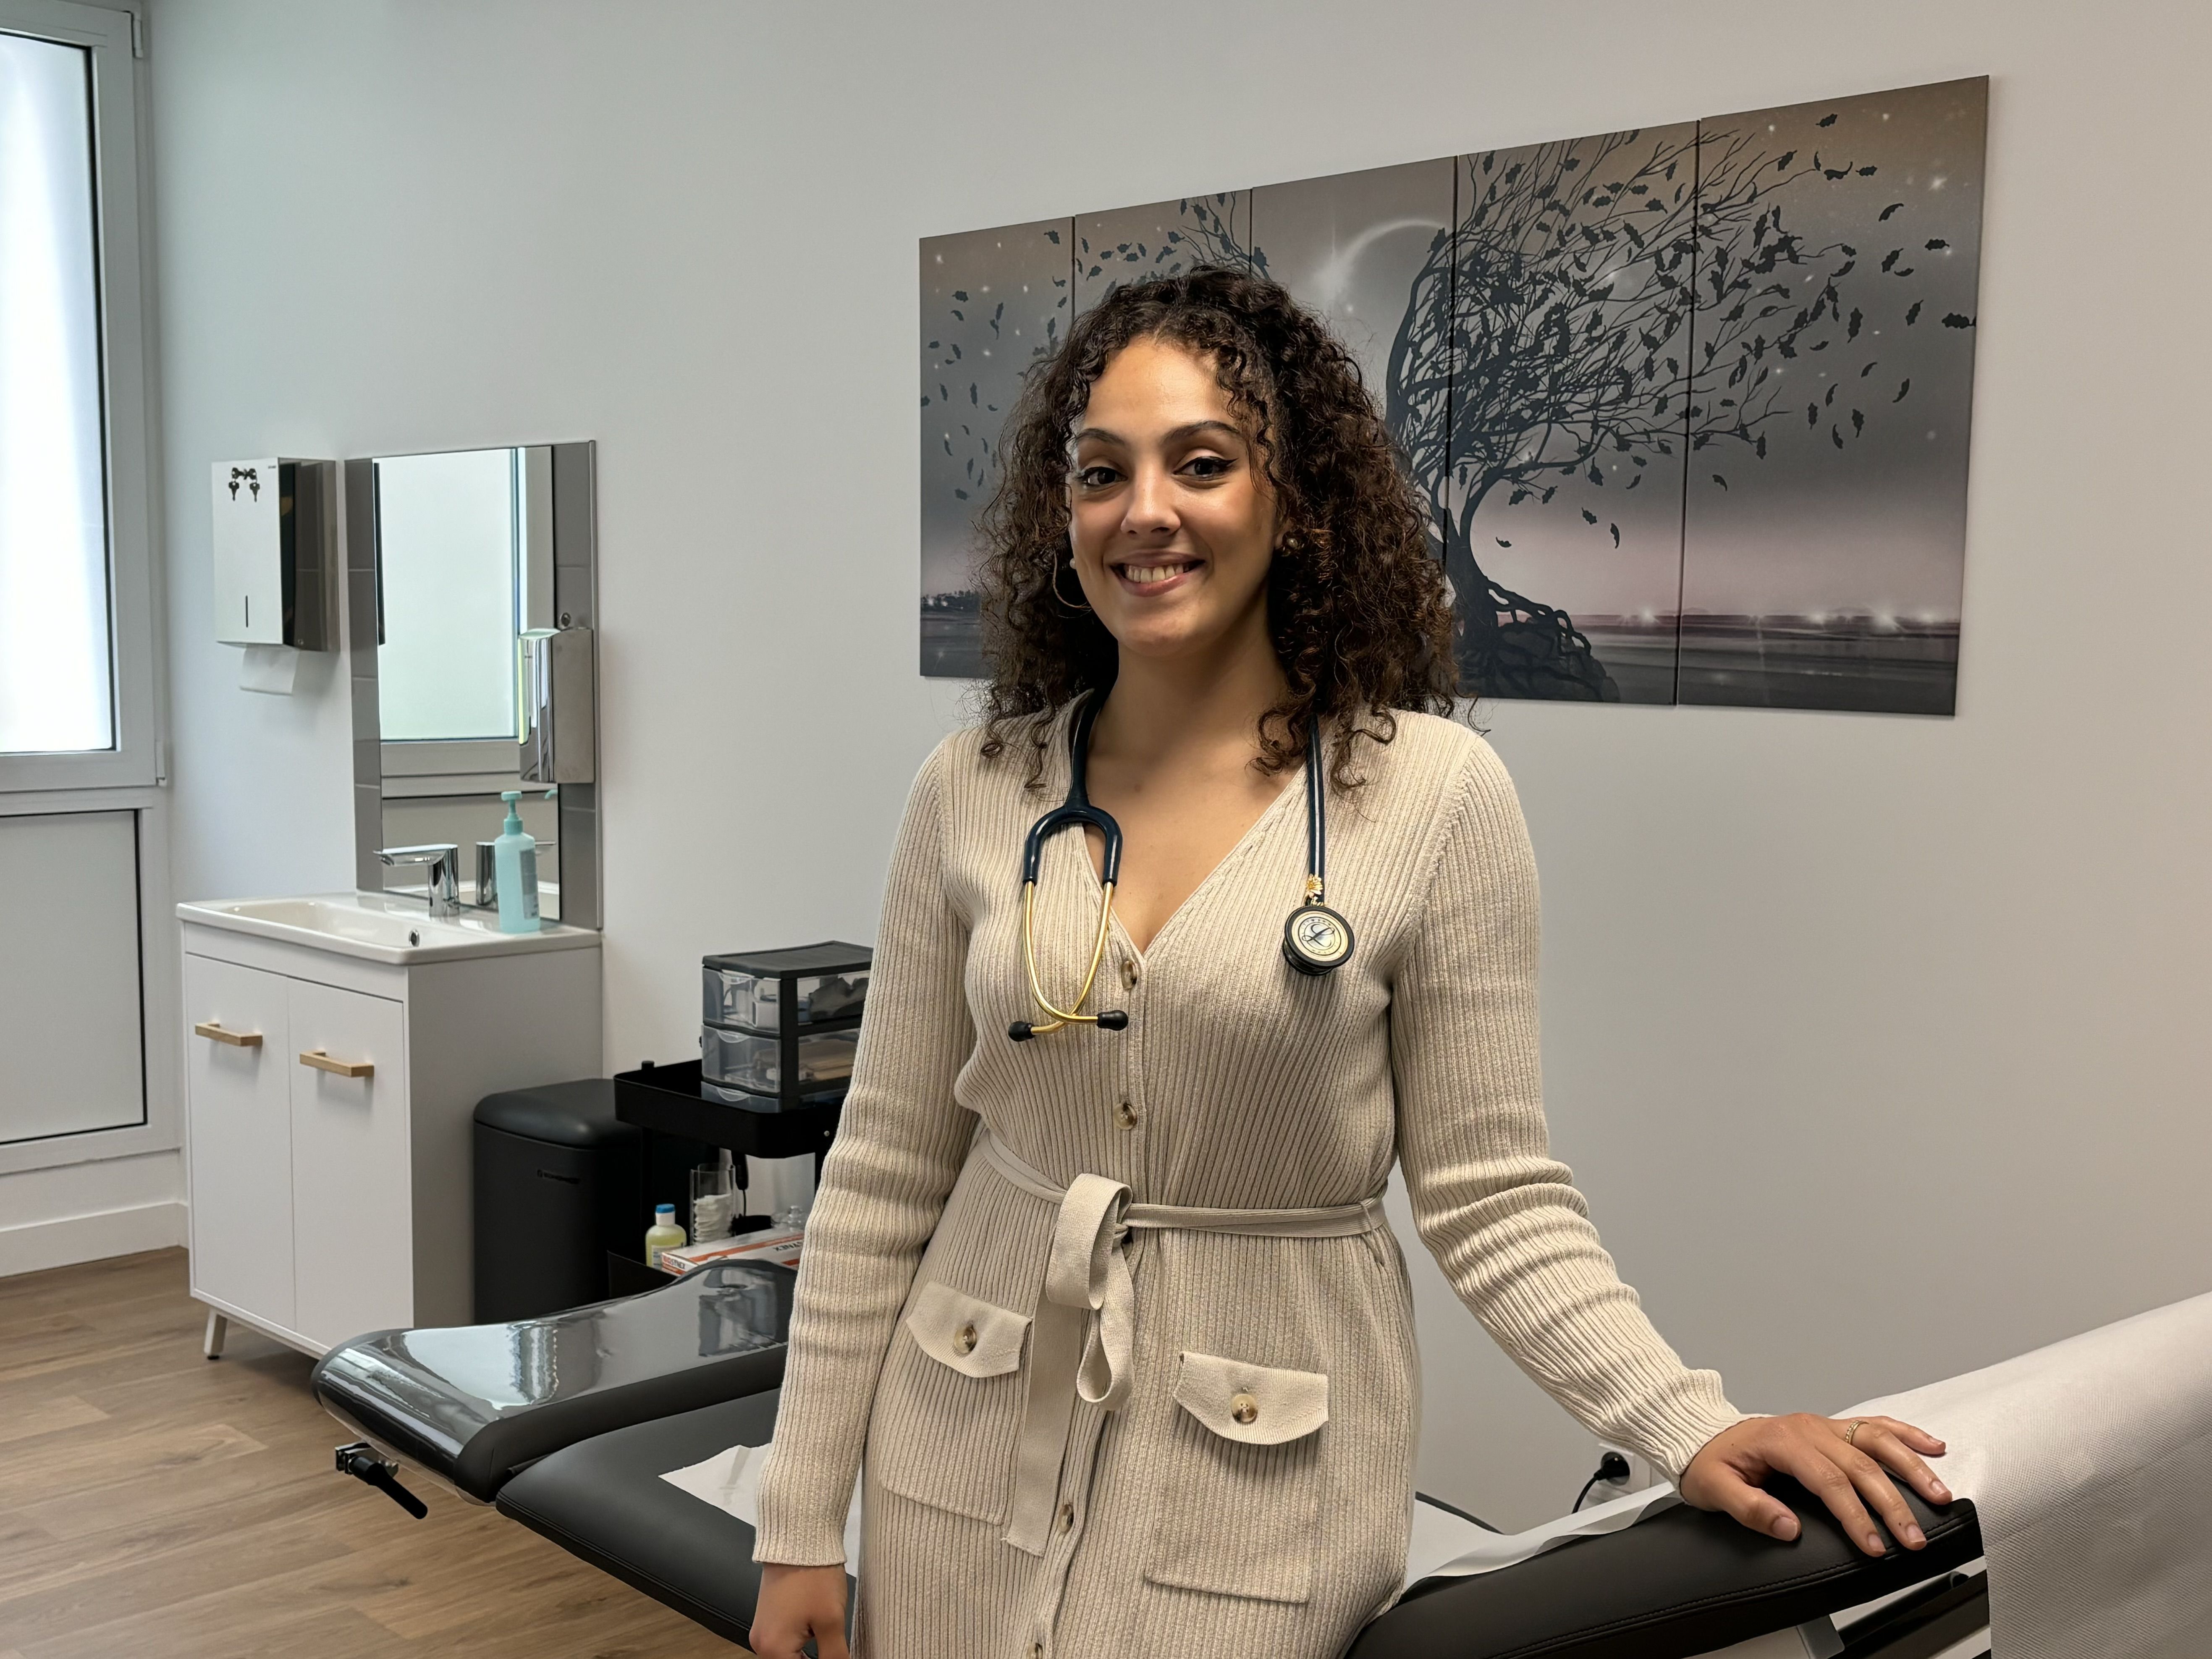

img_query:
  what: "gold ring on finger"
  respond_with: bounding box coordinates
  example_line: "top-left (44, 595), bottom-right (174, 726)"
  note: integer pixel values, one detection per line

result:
top-left (1844, 1419), bottom-right (1868, 1446)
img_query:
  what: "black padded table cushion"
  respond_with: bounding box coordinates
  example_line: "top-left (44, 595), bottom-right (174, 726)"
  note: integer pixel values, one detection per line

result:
top-left (312, 1261), bottom-right (792, 1502)
top-left (1349, 1481), bottom-right (1981, 1659)
top-left (498, 1386), bottom-right (1981, 1659)
top-left (498, 1389), bottom-right (797, 1651)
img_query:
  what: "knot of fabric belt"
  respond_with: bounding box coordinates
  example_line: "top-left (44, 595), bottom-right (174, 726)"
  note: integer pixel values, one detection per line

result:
top-left (972, 1127), bottom-right (1386, 1557)
top-left (1005, 1173), bottom-right (1135, 1554)
top-left (1046, 1173), bottom-right (1137, 1414)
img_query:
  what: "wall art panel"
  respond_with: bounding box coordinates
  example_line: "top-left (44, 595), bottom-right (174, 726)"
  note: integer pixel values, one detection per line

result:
top-left (1677, 79), bottom-right (1984, 714)
top-left (919, 217), bottom-right (1072, 678)
top-left (916, 78), bottom-right (1985, 718)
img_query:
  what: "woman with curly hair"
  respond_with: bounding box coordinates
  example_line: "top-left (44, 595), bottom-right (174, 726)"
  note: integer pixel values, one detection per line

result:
top-left (750, 266), bottom-right (1947, 1659)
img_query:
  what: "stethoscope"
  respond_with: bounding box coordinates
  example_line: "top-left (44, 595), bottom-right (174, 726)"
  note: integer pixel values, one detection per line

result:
top-left (1006, 695), bottom-right (1355, 1042)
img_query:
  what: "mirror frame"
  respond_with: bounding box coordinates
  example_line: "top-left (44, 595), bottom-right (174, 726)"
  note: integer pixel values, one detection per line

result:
top-left (343, 441), bottom-right (602, 929)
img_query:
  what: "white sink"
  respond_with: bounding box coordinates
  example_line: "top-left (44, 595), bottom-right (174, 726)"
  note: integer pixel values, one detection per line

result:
top-left (177, 891), bottom-right (600, 965)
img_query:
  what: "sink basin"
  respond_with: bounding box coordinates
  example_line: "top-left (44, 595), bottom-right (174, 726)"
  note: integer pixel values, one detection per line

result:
top-left (178, 891), bottom-right (600, 965)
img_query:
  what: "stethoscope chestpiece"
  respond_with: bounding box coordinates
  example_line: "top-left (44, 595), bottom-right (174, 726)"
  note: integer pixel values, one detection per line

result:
top-left (1281, 903), bottom-right (1354, 977)
top-left (1279, 718), bottom-right (1354, 978)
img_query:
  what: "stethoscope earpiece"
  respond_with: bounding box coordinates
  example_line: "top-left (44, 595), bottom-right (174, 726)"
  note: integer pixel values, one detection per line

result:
top-left (1011, 697), bottom-right (1352, 1043)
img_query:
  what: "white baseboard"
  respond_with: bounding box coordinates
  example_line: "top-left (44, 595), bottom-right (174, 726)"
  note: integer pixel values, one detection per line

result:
top-left (0, 1200), bottom-right (188, 1278)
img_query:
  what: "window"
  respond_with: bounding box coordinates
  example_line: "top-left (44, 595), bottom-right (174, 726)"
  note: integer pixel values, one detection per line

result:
top-left (0, 29), bottom-right (110, 752)
top-left (0, 0), bottom-right (155, 791)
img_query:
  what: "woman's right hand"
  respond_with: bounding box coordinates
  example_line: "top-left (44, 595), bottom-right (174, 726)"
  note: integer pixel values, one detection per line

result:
top-left (751, 1562), bottom-right (849, 1659)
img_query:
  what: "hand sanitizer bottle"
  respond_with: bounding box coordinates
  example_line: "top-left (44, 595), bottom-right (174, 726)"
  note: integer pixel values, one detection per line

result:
top-left (492, 790), bottom-right (541, 933)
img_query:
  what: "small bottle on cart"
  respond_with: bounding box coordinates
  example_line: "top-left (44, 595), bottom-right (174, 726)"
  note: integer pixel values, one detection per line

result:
top-left (644, 1203), bottom-right (686, 1270)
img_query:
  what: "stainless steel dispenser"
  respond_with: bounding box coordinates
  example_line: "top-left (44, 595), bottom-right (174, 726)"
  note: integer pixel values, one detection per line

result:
top-left (519, 626), bottom-right (596, 784)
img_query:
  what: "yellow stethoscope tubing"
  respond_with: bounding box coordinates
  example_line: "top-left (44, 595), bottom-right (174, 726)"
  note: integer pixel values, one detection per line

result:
top-left (1007, 694), bottom-right (1130, 1042)
top-left (1017, 874), bottom-right (1116, 1035)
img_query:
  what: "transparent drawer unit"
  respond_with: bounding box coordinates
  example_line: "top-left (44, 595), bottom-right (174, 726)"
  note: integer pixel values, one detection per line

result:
top-left (702, 963), bottom-right (870, 1030)
top-left (698, 1076), bottom-right (828, 1114)
top-left (700, 1024), bottom-right (857, 1103)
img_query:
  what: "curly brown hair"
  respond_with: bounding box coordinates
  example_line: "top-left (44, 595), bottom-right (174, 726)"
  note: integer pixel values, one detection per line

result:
top-left (975, 264), bottom-right (1459, 790)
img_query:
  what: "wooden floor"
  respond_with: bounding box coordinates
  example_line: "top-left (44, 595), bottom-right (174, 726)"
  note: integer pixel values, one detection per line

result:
top-left (0, 1250), bottom-right (749, 1658)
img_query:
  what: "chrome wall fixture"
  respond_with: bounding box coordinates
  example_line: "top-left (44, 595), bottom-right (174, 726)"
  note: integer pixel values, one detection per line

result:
top-left (520, 627), bottom-right (596, 786)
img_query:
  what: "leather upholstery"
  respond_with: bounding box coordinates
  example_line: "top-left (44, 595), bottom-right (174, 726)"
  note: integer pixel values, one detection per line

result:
top-left (310, 1260), bottom-right (792, 1502)
top-left (1349, 1482), bottom-right (1982, 1659)
top-left (495, 1384), bottom-right (1981, 1659)
top-left (498, 1390), bottom-right (805, 1651)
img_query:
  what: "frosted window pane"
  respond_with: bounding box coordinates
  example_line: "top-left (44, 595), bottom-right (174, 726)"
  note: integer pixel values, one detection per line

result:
top-left (0, 35), bottom-right (113, 755)
top-left (375, 449), bottom-right (519, 742)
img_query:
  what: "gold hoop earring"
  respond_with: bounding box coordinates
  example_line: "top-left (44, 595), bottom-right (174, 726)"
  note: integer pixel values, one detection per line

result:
top-left (1051, 561), bottom-right (1091, 613)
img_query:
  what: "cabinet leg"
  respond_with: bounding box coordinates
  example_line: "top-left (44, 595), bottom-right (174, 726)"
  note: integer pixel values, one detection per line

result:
top-left (203, 1308), bottom-right (228, 1360)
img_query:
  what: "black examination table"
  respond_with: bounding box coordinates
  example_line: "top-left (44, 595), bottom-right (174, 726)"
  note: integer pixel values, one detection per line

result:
top-left (312, 1266), bottom-right (1987, 1657)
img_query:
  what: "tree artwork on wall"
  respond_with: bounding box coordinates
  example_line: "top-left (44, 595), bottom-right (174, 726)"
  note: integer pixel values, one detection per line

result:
top-left (920, 78), bottom-right (1985, 715)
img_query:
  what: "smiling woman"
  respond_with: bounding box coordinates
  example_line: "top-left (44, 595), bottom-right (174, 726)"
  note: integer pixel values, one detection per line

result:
top-left (748, 269), bottom-right (1951, 1659)
top-left (975, 265), bottom-right (1457, 795)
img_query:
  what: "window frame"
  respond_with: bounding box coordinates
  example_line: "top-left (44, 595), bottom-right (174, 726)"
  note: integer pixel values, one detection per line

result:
top-left (0, 0), bottom-right (160, 793)
top-left (0, 786), bottom-right (178, 1177)
top-left (0, 0), bottom-right (176, 1177)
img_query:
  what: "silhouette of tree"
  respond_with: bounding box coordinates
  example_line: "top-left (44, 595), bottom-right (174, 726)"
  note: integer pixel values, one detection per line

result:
top-left (1387, 120), bottom-right (1933, 699)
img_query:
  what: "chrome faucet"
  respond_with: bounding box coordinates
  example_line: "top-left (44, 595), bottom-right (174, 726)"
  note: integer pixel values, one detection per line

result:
top-left (376, 844), bottom-right (461, 917)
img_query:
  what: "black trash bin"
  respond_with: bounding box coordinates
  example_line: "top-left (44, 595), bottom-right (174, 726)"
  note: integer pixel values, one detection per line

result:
top-left (473, 1080), bottom-right (645, 1322)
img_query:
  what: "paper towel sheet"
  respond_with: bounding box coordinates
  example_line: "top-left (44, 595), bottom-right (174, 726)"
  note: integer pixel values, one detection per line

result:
top-left (661, 1442), bottom-right (862, 1568)
top-left (238, 644), bottom-right (299, 694)
top-left (1842, 1289), bottom-right (2212, 1659)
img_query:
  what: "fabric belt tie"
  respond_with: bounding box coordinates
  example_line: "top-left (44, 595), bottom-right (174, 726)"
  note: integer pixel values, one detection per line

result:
top-left (973, 1127), bottom-right (1386, 1555)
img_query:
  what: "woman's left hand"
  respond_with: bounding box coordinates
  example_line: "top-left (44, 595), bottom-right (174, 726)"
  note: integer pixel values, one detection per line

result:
top-left (1680, 1414), bottom-right (1952, 1556)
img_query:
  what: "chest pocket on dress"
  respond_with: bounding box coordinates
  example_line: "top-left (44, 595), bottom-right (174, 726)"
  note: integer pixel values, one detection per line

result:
top-left (869, 1280), bottom-right (1032, 1525)
top-left (1144, 1350), bottom-right (1330, 1605)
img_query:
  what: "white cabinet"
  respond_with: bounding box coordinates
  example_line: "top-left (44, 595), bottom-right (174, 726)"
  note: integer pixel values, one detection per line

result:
top-left (181, 955), bottom-right (296, 1328)
top-left (180, 914), bottom-right (600, 1355)
top-left (287, 978), bottom-right (411, 1344)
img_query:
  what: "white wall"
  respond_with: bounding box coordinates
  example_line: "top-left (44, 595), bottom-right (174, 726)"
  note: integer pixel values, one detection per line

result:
top-left (0, 1152), bottom-right (186, 1277)
top-left (144, 0), bottom-right (2212, 1527)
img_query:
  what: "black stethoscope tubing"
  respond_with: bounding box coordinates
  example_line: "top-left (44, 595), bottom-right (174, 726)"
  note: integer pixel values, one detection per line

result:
top-left (1007, 696), bottom-right (1353, 1043)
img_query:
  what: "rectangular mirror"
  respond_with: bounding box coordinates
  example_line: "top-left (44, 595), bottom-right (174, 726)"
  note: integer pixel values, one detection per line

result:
top-left (345, 442), bottom-right (601, 928)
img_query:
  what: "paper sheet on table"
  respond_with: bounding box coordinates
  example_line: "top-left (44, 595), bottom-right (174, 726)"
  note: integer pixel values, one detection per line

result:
top-left (1840, 1288), bottom-right (2212, 1659)
top-left (665, 1435), bottom-right (1672, 1590)
top-left (1404, 1483), bottom-right (1679, 1586)
top-left (660, 1442), bottom-right (863, 1569)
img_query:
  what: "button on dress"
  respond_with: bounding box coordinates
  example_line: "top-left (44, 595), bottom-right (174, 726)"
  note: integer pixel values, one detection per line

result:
top-left (755, 707), bottom-right (1743, 1658)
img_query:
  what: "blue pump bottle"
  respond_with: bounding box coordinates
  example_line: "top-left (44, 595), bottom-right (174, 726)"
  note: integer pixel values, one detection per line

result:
top-left (492, 790), bottom-right (541, 933)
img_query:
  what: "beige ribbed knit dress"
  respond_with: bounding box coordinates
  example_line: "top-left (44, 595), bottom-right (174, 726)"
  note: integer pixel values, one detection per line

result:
top-left (754, 703), bottom-right (1744, 1659)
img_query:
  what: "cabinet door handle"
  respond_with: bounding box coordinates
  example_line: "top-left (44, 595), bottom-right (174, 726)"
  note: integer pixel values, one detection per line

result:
top-left (194, 1021), bottom-right (263, 1048)
top-left (299, 1048), bottom-right (374, 1079)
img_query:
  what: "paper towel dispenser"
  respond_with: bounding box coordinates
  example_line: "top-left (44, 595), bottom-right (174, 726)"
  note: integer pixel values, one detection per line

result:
top-left (211, 458), bottom-right (336, 649)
